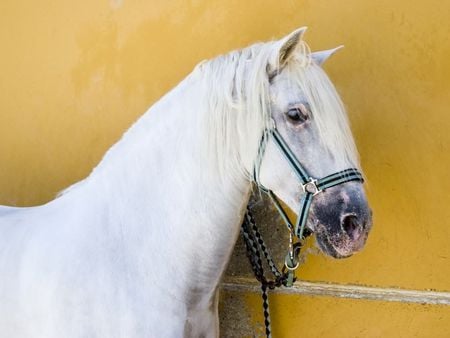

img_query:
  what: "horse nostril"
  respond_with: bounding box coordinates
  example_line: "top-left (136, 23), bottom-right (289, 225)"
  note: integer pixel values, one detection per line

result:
top-left (341, 215), bottom-right (361, 240)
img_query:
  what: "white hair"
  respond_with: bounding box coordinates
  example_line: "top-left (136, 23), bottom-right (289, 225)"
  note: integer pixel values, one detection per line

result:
top-left (285, 55), bottom-right (360, 168)
top-left (193, 43), bottom-right (273, 185)
top-left (191, 39), bottom-right (359, 186)
top-left (58, 38), bottom-right (359, 197)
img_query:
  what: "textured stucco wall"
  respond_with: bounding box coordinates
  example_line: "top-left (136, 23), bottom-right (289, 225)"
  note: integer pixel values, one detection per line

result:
top-left (1, 0), bottom-right (449, 336)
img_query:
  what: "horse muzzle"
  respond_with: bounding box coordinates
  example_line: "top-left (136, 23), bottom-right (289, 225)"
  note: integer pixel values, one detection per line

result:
top-left (310, 184), bottom-right (373, 258)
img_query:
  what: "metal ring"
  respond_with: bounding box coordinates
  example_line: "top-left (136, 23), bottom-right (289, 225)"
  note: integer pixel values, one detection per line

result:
top-left (284, 259), bottom-right (300, 271)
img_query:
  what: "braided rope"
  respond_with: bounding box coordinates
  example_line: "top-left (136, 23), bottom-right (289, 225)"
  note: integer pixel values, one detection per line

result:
top-left (245, 210), bottom-right (282, 278)
top-left (241, 205), bottom-right (306, 337)
top-left (241, 209), bottom-right (274, 337)
top-left (261, 284), bottom-right (272, 338)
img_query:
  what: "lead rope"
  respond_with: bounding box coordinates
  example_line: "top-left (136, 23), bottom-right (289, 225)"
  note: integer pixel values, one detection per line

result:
top-left (241, 204), bottom-right (310, 338)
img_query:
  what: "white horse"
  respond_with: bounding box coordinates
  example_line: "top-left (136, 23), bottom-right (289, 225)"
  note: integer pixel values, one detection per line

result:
top-left (0, 27), bottom-right (372, 337)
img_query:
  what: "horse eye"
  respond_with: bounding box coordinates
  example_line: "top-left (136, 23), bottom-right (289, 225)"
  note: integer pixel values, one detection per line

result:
top-left (286, 106), bottom-right (308, 123)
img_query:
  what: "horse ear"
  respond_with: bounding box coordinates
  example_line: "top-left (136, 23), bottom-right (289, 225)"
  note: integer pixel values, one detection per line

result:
top-left (311, 46), bottom-right (344, 66)
top-left (274, 27), bottom-right (308, 67)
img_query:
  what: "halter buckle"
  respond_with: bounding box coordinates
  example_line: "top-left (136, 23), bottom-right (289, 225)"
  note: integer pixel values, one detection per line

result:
top-left (302, 178), bottom-right (321, 196)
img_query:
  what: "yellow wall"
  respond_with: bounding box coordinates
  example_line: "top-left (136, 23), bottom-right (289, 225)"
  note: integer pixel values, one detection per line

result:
top-left (231, 291), bottom-right (450, 338)
top-left (1, 0), bottom-right (449, 336)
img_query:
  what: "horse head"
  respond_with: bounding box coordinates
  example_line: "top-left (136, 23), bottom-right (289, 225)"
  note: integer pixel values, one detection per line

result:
top-left (256, 28), bottom-right (372, 258)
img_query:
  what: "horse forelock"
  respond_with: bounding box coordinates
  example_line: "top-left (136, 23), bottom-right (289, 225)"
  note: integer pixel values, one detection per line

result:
top-left (285, 59), bottom-right (360, 169)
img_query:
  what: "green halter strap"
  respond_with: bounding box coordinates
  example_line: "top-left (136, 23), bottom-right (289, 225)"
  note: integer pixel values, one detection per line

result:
top-left (253, 127), bottom-right (364, 240)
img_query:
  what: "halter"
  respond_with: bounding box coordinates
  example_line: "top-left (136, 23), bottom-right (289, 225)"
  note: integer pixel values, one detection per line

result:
top-left (241, 123), bottom-right (364, 338)
top-left (253, 125), bottom-right (364, 242)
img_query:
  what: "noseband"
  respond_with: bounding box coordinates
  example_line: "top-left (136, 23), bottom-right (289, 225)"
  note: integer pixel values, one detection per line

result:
top-left (241, 124), bottom-right (364, 338)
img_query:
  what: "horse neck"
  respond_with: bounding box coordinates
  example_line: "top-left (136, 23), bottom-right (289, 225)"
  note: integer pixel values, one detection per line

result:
top-left (70, 72), bottom-right (251, 308)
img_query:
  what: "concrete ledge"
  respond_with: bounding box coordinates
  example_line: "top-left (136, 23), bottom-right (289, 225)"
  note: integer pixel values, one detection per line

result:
top-left (222, 276), bottom-right (450, 305)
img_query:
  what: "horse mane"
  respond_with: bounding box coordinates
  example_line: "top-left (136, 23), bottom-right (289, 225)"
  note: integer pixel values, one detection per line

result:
top-left (193, 42), bottom-right (274, 183)
top-left (58, 38), bottom-right (359, 197)
top-left (194, 39), bottom-right (359, 184)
